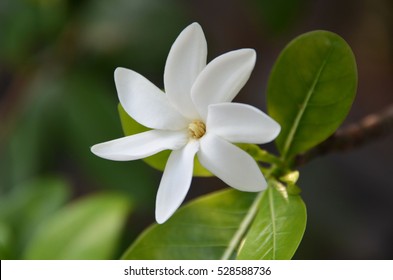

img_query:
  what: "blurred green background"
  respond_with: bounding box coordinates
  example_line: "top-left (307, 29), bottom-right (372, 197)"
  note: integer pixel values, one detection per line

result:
top-left (0, 0), bottom-right (392, 259)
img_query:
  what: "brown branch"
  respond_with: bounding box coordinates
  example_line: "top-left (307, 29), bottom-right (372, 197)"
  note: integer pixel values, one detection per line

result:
top-left (295, 104), bottom-right (393, 166)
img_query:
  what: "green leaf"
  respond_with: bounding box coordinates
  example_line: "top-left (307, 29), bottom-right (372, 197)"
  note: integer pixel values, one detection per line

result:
top-left (0, 178), bottom-right (70, 258)
top-left (237, 180), bottom-right (306, 259)
top-left (0, 222), bottom-right (13, 259)
top-left (267, 30), bottom-right (357, 159)
top-left (24, 193), bottom-right (132, 260)
top-left (121, 189), bottom-right (258, 260)
top-left (122, 181), bottom-right (306, 260)
top-left (118, 104), bottom-right (212, 177)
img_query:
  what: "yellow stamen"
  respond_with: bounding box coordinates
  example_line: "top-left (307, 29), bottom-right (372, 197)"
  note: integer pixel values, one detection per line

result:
top-left (188, 120), bottom-right (206, 139)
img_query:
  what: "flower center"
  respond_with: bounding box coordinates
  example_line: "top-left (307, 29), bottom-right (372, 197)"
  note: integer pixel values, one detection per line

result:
top-left (188, 120), bottom-right (206, 139)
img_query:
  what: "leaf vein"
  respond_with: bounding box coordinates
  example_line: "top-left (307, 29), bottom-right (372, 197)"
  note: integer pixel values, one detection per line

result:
top-left (281, 45), bottom-right (335, 159)
top-left (268, 187), bottom-right (277, 260)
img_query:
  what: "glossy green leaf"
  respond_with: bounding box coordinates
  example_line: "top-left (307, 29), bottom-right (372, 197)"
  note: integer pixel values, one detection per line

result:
top-left (118, 104), bottom-right (212, 177)
top-left (267, 30), bottom-right (357, 159)
top-left (24, 193), bottom-right (132, 259)
top-left (123, 183), bottom-right (306, 260)
top-left (237, 180), bottom-right (307, 259)
top-left (122, 189), bottom-right (258, 260)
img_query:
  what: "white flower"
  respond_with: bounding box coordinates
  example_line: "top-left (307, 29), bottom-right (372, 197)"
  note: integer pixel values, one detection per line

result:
top-left (91, 23), bottom-right (281, 224)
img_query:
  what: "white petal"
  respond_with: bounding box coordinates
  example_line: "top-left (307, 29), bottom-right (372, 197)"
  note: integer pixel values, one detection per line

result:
top-left (91, 130), bottom-right (188, 161)
top-left (198, 133), bottom-right (266, 192)
top-left (206, 103), bottom-right (281, 144)
top-left (115, 67), bottom-right (188, 130)
top-left (164, 23), bottom-right (207, 119)
top-left (155, 141), bottom-right (199, 224)
top-left (191, 49), bottom-right (256, 120)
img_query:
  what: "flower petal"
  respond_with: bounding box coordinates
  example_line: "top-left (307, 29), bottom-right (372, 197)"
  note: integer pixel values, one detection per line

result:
top-left (155, 140), bottom-right (199, 224)
top-left (198, 133), bottom-right (266, 192)
top-left (90, 130), bottom-right (188, 161)
top-left (115, 67), bottom-right (188, 130)
top-left (164, 22), bottom-right (207, 119)
top-left (206, 103), bottom-right (281, 144)
top-left (191, 49), bottom-right (256, 120)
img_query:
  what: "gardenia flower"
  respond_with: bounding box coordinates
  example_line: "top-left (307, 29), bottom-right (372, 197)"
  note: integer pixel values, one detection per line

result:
top-left (91, 23), bottom-right (280, 224)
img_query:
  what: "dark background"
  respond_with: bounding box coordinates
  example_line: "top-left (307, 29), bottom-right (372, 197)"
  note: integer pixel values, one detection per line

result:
top-left (1, 0), bottom-right (392, 259)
